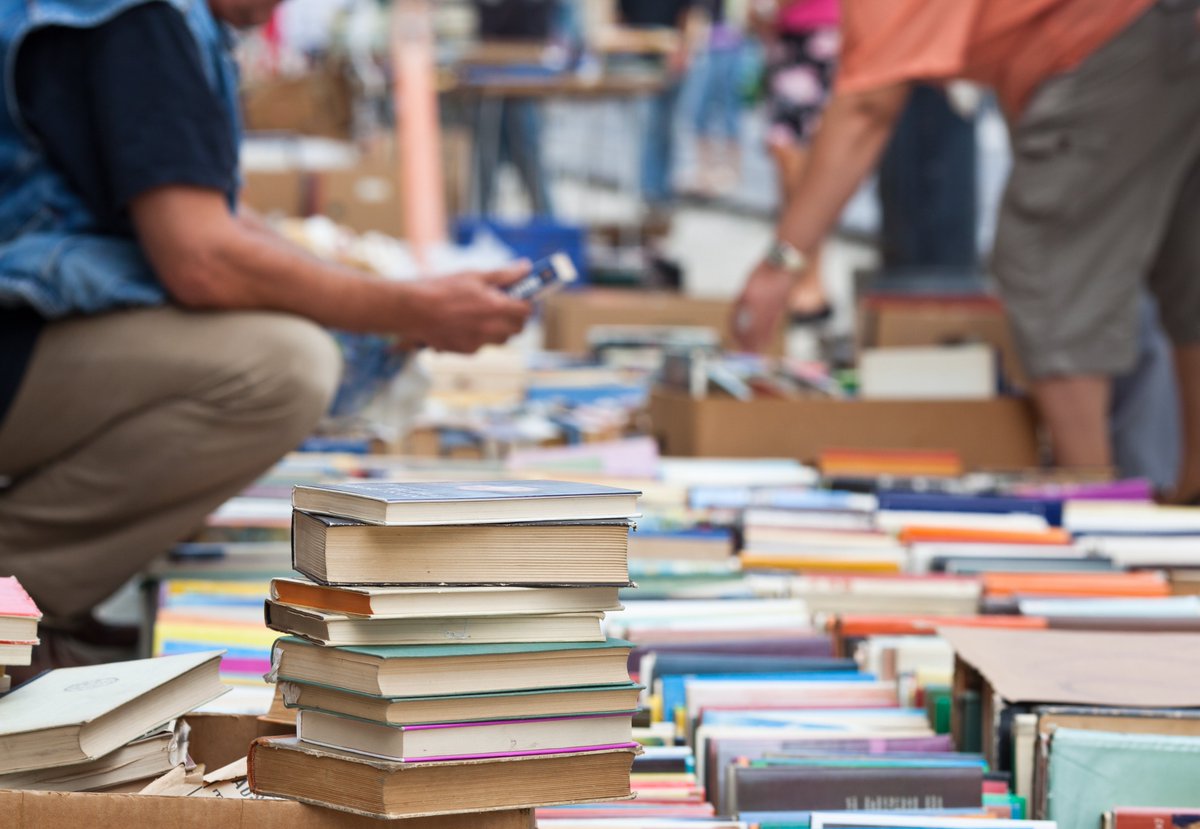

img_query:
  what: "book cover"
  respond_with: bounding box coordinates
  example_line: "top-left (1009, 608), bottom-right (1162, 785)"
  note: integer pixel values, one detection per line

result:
top-left (274, 635), bottom-right (632, 661)
top-left (248, 737), bottom-right (639, 819)
top-left (292, 480), bottom-right (641, 526)
top-left (731, 764), bottom-right (983, 812)
top-left (1048, 728), bottom-right (1200, 829)
top-left (0, 577), bottom-right (41, 619)
top-left (0, 651), bottom-right (226, 774)
top-left (1110, 808), bottom-right (1200, 829)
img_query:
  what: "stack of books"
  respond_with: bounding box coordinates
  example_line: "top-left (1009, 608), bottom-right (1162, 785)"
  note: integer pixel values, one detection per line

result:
top-left (249, 479), bottom-right (646, 819)
top-left (0, 577), bottom-right (40, 693)
top-left (0, 651), bottom-right (226, 791)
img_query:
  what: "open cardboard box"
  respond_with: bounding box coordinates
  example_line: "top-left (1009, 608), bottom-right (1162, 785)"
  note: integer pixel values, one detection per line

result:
top-left (2, 713), bottom-right (534, 829)
top-left (542, 289), bottom-right (786, 356)
top-left (649, 388), bottom-right (1041, 471)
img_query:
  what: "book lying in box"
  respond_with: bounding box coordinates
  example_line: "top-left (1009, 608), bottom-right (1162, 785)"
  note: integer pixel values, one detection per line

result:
top-left (0, 650), bottom-right (226, 774)
top-left (292, 513), bottom-right (632, 585)
top-left (271, 637), bottom-right (633, 697)
top-left (0, 719), bottom-right (187, 791)
top-left (280, 680), bottom-right (644, 726)
top-left (291, 480), bottom-right (641, 526)
top-left (265, 600), bottom-right (607, 646)
top-left (270, 579), bottom-right (624, 617)
top-left (297, 709), bottom-right (636, 762)
top-left (248, 737), bottom-right (639, 819)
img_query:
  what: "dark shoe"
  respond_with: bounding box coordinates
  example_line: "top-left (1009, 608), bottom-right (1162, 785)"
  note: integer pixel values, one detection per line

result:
top-left (789, 303), bottom-right (834, 326)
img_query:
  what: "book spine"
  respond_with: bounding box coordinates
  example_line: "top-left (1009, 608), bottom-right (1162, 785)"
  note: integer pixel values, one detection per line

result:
top-left (732, 766), bottom-right (982, 813)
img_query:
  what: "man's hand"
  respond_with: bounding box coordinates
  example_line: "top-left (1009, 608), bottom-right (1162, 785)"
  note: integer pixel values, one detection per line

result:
top-left (732, 260), bottom-right (795, 353)
top-left (402, 263), bottom-right (533, 354)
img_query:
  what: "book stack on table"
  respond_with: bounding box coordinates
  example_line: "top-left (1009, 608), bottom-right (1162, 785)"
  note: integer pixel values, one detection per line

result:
top-left (250, 479), bottom-right (646, 820)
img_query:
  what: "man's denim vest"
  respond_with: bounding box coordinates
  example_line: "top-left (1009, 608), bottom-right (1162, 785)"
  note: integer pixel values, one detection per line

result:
top-left (0, 0), bottom-right (241, 317)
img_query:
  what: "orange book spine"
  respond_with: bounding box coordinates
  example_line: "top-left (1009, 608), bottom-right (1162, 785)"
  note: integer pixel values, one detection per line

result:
top-left (833, 614), bottom-right (1048, 637)
top-left (982, 572), bottom-right (1170, 599)
top-left (899, 527), bottom-right (1072, 545)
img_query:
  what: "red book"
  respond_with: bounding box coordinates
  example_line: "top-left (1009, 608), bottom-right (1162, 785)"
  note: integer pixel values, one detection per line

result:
top-left (1111, 809), bottom-right (1200, 829)
top-left (0, 576), bottom-right (41, 643)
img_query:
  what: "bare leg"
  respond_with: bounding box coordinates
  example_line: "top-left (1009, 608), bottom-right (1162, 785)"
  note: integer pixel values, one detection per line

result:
top-left (1032, 375), bottom-right (1113, 470)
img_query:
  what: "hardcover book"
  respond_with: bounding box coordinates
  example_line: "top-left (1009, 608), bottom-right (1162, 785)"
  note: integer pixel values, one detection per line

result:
top-left (271, 636), bottom-right (633, 697)
top-left (0, 651), bottom-right (226, 774)
top-left (291, 480), bottom-right (640, 526)
top-left (248, 737), bottom-right (639, 819)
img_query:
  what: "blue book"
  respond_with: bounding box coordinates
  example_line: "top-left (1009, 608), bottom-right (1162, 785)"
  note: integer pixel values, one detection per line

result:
top-left (660, 671), bottom-right (874, 718)
top-left (648, 653), bottom-right (856, 686)
top-left (292, 479), bottom-right (641, 525)
top-left (701, 709), bottom-right (936, 730)
top-left (877, 492), bottom-right (1064, 527)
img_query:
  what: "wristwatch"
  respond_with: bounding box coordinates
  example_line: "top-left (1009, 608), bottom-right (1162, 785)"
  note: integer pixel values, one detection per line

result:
top-left (764, 239), bottom-right (808, 274)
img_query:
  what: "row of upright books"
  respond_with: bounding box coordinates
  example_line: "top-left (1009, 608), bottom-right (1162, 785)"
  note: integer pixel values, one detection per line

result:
top-left (248, 478), bottom-right (650, 819)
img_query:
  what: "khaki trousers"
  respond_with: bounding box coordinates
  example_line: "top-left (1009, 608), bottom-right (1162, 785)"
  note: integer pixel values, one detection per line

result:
top-left (994, 0), bottom-right (1200, 378)
top-left (0, 307), bottom-right (341, 619)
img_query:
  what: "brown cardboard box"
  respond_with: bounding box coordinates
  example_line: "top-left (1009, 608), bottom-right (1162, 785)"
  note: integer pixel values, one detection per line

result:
top-left (241, 169), bottom-right (309, 217)
top-left (314, 151), bottom-right (405, 238)
top-left (649, 388), bottom-right (1041, 471)
top-left (242, 66), bottom-right (353, 140)
top-left (542, 289), bottom-right (785, 356)
top-left (860, 296), bottom-right (1028, 389)
top-left (2, 714), bottom-right (534, 829)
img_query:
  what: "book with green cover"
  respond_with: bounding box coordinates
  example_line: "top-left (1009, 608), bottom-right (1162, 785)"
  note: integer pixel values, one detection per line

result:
top-left (1047, 728), bottom-right (1200, 829)
top-left (270, 636), bottom-right (635, 698)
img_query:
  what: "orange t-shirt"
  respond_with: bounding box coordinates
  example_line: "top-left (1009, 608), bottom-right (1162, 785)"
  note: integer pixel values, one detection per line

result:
top-left (836, 0), bottom-right (1157, 119)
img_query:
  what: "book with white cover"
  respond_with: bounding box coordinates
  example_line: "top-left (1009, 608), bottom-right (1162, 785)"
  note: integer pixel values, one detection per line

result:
top-left (265, 601), bottom-right (607, 647)
top-left (858, 344), bottom-right (997, 401)
top-left (297, 709), bottom-right (635, 762)
top-left (0, 719), bottom-right (187, 791)
top-left (292, 480), bottom-right (641, 526)
top-left (0, 650), bottom-right (226, 774)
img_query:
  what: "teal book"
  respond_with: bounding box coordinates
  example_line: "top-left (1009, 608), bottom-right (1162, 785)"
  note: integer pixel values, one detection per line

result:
top-left (278, 680), bottom-right (644, 726)
top-left (271, 636), bottom-right (634, 698)
top-left (1048, 728), bottom-right (1200, 829)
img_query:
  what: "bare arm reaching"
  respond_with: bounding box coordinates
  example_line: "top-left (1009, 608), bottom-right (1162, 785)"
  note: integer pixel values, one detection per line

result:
top-left (132, 186), bottom-right (532, 354)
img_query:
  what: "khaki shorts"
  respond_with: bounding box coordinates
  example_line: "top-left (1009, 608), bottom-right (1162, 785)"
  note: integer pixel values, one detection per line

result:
top-left (993, 0), bottom-right (1200, 378)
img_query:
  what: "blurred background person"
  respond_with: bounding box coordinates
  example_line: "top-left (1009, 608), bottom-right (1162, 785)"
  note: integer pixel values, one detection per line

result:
top-left (733, 0), bottom-right (1200, 500)
top-left (616, 0), bottom-right (699, 218)
top-left (471, 0), bottom-right (558, 217)
top-left (750, 0), bottom-right (839, 323)
top-left (684, 0), bottom-right (746, 198)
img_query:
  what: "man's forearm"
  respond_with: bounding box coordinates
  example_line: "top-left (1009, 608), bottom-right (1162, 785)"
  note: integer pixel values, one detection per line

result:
top-left (197, 222), bottom-right (423, 333)
top-left (775, 84), bottom-right (910, 254)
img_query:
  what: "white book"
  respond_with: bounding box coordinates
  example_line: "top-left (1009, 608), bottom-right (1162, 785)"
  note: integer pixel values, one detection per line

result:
top-left (0, 651), bottom-right (226, 775)
top-left (809, 814), bottom-right (1055, 829)
top-left (297, 709), bottom-right (634, 762)
top-left (858, 344), bottom-right (997, 401)
top-left (876, 510), bottom-right (1049, 534)
top-left (292, 480), bottom-right (640, 526)
top-left (1076, 535), bottom-right (1200, 568)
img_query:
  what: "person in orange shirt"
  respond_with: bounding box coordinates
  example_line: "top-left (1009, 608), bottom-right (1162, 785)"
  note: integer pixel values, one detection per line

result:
top-left (732, 0), bottom-right (1200, 500)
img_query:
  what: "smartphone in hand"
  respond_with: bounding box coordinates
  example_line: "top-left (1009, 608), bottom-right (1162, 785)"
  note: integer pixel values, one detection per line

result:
top-left (505, 252), bottom-right (578, 301)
